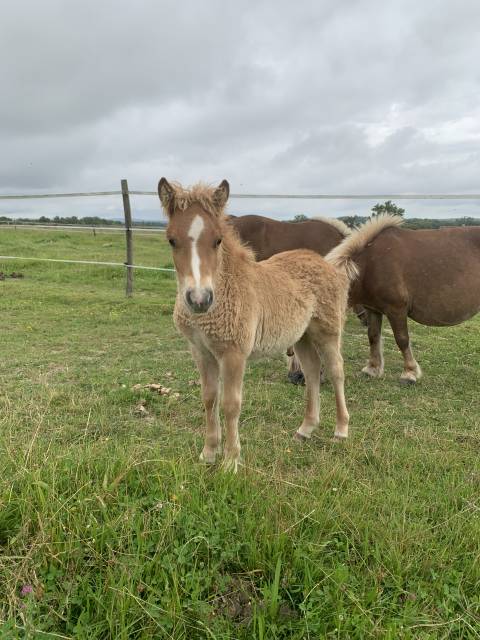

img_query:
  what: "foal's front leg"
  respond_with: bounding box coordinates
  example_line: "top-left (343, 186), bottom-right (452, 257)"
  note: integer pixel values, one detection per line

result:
top-left (191, 347), bottom-right (221, 464)
top-left (220, 351), bottom-right (246, 473)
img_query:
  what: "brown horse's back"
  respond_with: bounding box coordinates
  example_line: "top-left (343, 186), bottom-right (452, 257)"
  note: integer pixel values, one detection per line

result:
top-left (229, 214), bottom-right (345, 260)
top-left (351, 226), bottom-right (480, 326)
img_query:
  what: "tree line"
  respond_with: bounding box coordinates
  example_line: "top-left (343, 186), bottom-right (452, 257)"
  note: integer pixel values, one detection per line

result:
top-left (0, 215), bottom-right (166, 227)
top-left (1, 202), bottom-right (478, 230)
top-left (293, 200), bottom-right (480, 229)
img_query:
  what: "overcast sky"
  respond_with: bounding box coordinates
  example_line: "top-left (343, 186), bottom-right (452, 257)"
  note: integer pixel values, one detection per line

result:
top-left (2, 0), bottom-right (480, 221)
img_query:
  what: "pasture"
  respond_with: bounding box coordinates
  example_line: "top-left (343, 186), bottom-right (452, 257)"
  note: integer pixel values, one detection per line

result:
top-left (0, 227), bottom-right (479, 639)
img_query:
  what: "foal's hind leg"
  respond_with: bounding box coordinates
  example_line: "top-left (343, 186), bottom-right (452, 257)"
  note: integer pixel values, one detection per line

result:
top-left (362, 310), bottom-right (384, 378)
top-left (311, 327), bottom-right (349, 439)
top-left (387, 312), bottom-right (422, 384)
top-left (293, 334), bottom-right (322, 440)
top-left (192, 347), bottom-right (221, 464)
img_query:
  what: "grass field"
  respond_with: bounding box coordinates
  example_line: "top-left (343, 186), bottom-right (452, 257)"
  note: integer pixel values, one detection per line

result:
top-left (0, 227), bottom-right (479, 639)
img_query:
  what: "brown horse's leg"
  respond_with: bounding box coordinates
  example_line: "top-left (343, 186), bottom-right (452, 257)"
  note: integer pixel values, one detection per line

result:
top-left (219, 351), bottom-right (246, 472)
top-left (293, 334), bottom-right (322, 440)
top-left (192, 347), bottom-right (221, 464)
top-left (287, 350), bottom-right (306, 385)
top-left (287, 349), bottom-right (327, 386)
top-left (353, 304), bottom-right (369, 327)
top-left (387, 312), bottom-right (422, 384)
top-left (318, 335), bottom-right (349, 439)
top-left (362, 310), bottom-right (384, 378)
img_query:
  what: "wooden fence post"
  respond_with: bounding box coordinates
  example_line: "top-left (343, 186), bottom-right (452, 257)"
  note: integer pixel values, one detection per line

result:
top-left (121, 179), bottom-right (134, 297)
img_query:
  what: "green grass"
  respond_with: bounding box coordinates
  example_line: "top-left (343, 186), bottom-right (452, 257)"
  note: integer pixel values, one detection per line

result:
top-left (0, 228), bottom-right (479, 639)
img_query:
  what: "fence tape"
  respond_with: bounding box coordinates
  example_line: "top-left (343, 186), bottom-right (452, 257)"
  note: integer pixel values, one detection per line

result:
top-left (0, 255), bottom-right (175, 272)
top-left (0, 223), bottom-right (165, 233)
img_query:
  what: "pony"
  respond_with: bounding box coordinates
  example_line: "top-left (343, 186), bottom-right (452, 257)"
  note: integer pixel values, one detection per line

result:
top-left (228, 214), bottom-right (352, 261)
top-left (158, 178), bottom-right (355, 471)
top-left (228, 213), bottom-right (367, 384)
top-left (326, 214), bottom-right (480, 383)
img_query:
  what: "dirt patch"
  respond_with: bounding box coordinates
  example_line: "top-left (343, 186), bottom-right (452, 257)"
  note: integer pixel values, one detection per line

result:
top-left (211, 575), bottom-right (298, 625)
top-left (211, 576), bottom-right (257, 624)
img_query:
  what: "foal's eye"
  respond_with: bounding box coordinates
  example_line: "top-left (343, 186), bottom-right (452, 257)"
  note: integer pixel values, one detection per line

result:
top-left (214, 238), bottom-right (222, 248)
top-left (168, 238), bottom-right (176, 248)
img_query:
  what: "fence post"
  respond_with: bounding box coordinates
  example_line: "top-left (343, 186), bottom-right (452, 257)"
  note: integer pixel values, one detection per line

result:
top-left (121, 179), bottom-right (134, 297)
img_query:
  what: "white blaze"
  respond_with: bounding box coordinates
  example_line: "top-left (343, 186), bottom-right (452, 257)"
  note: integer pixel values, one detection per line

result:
top-left (188, 215), bottom-right (205, 288)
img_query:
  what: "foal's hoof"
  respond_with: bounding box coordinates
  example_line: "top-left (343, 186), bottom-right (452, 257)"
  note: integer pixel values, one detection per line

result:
top-left (333, 432), bottom-right (348, 441)
top-left (288, 371), bottom-right (305, 386)
top-left (221, 457), bottom-right (239, 474)
top-left (294, 431), bottom-right (310, 442)
top-left (199, 449), bottom-right (218, 465)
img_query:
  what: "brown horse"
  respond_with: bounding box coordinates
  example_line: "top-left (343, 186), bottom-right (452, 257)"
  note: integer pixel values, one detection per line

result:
top-left (158, 178), bottom-right (354, 471)
top-left (228, 213), bottom-right (367, 384)
top-left (326, 214), bottom-right (480, 383)
top-left (228, 214), bottom-right (352, 261)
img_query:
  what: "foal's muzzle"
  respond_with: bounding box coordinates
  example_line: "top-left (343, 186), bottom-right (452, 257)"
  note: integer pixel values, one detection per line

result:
top-left (185, 287), bottom-right (214, 313)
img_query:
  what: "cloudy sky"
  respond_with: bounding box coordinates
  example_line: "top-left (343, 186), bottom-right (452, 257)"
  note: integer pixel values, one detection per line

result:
top-left (2, 0), bottom-right (480, 221)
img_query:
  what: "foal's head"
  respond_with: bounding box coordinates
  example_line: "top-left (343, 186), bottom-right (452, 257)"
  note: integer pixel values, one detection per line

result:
top-left (158, 178), bottom-right (230, 313)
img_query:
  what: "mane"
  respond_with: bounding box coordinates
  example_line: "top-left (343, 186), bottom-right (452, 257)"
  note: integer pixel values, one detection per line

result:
top-left (312, 215), bottom-right (352, 236)
top-left (325, 214), bottom-right (403, 278)
top-left (168, 181), bottom-right (227, 218)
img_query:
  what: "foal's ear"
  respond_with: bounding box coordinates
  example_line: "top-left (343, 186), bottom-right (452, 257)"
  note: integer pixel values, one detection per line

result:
top-left (158, 177), bottom-right (175, 216)
top-left (212, 179), bottom-right (230, 209)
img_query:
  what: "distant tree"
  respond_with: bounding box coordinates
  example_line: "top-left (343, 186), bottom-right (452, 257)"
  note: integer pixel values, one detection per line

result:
top-left (293, 214), bottom-right (308, 222)
top-left (38, 216), bottom-right (50, 223)
top-left (339, 215), bottom-right (368, 229)
top-left (371, 200), bottom-right (405, 218)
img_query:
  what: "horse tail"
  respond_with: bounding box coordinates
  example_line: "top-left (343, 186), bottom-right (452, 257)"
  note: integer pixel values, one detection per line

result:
top-left (325, 214), bottom-right (404, 282)
top-left (312, 215), bottom-right (352, 237)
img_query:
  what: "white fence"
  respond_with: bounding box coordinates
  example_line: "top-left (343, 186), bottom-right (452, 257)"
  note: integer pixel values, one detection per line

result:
top-left (1, 180), bottom-right (479, 296)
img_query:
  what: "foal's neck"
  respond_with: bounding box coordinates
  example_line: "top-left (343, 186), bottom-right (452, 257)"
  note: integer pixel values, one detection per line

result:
top-left (217, 223), bottom-right (254, 279)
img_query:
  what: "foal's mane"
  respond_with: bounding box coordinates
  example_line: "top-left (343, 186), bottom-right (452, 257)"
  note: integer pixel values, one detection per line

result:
top-left (312, 216), bottom-right (352, 237)
top-left (166, 181), bottom-right (227, 218)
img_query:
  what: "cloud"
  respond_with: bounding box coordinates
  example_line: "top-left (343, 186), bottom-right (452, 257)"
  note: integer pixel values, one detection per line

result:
top-left (1, 0), bottom-right (479, 220)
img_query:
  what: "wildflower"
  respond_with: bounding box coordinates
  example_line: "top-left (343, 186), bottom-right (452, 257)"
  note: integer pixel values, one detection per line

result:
top-left (20, 585), bottom-right (33, 597)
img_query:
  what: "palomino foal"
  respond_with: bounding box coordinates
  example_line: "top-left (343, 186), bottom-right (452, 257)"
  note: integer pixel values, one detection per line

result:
top-left (159, 178), bottom-right (354, 471)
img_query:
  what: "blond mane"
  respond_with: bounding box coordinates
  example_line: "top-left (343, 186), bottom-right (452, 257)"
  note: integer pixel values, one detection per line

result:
top-left (325, 214), bottom-right (403, 279)
top-left (312, 216), bottom-right (352, 237)
top-left (167, 181), bottom-right (227, 218)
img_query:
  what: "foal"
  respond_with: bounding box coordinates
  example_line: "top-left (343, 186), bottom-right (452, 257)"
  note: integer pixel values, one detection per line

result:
top-left (159, 178), bottom-right (354, 471)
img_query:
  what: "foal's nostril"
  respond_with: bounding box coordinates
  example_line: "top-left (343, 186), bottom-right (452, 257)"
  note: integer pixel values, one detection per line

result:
top-left (185, 288), bottom-right (213, 312)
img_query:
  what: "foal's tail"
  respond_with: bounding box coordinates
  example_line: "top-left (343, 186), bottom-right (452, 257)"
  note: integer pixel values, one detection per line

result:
top-left (325, 214), bottom-right (404, 282)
